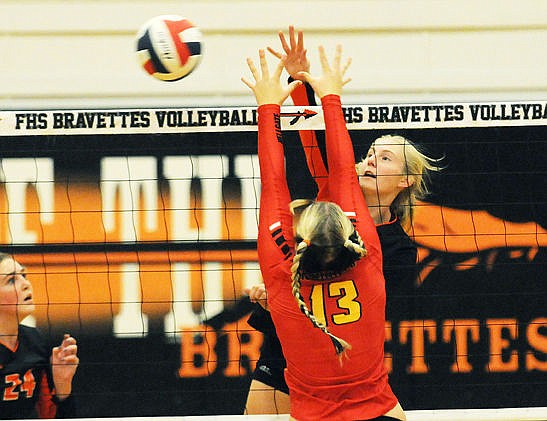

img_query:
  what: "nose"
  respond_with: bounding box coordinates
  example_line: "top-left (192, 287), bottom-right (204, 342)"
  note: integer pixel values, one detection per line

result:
top-left (366, 153), bottom-right (376, 167)
top-left (19, 275), bottom-right (31, 290)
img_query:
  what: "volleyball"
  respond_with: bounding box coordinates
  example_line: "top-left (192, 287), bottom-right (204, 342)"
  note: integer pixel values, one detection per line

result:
top-left (136, 15), bottom-right (202, 82)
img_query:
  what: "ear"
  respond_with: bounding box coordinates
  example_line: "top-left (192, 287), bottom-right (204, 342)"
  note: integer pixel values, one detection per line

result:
top-left (398, 175), bottom-right (414, 189)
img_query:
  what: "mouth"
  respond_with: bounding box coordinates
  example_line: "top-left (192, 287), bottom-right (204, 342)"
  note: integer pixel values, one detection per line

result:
top-left (363, 171), bottom-right (376, 179)
top-left (23, 294), bottom-right (33, 303)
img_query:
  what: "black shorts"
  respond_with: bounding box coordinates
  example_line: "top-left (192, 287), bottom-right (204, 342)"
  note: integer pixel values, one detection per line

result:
top-left (247, 306), bottom-right (289, 394)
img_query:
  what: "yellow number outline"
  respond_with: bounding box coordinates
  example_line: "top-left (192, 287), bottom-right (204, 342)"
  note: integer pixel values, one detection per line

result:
top-left (310, 280), bottom-right (362, 326)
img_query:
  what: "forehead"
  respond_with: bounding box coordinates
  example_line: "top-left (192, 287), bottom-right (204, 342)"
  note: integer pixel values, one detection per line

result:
top-left (0, 257), bottom-right (22, 276)
top-left (370, 138), bottom-right (407, 156)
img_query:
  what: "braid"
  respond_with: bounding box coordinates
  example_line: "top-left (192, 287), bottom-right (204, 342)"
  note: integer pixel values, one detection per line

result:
top-left (344, 229), bottom-right (367, 258)
top-left (290, 240), bottom-right (308, 283)
top-left (290, 240), bottom-right (352, 361)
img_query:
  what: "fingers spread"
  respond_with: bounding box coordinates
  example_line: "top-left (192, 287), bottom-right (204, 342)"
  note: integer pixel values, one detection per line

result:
top-left (342, 57), bottom-right (352, 76)
top-left (241, 76), bottom-right (253, 89)
top-left (246, 57), bottom-right (259, 80)
top-left (333, 44), bottom-right (342, 69)
top-left (289, 25), bottom-right (296, 49)
top-left (273, 56), bottom-right (286, 79)
top-left (296, 29), bottom-right (304, 53)
top-left (267, 46), bottom-right (282, 59)
top-left (279, 30), bottom-right (290, 54)
top-left (258, 49), bottom-right (269, 77)
top-left (318, 45), bottom-right (330, 72)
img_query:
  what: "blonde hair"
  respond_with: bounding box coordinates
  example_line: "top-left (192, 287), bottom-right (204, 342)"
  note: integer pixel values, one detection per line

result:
top-left (0, 252), bottom-right (12, 264)
top-left (358, 135), bottom-right (442, 228)
top-left (289, 200), bottom-right (367, 358)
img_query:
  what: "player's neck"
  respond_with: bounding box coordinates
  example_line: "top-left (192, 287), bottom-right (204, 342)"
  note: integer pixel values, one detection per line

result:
top-left (0, 334), bottom-right (18, 351)
top-left (365, 190), bottom-right (398, 224)
top-left (367, 204), bottom-right (392, 225)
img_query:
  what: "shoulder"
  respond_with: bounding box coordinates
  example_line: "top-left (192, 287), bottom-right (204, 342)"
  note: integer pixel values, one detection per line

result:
top-left (377, 219), bottom-right (412, 242)
top-left (19, 324), bottom-right (43, 340)
top-left (376, 219), bottom-right (416, 258)
top-left (18, 325), bottom-right (49, 356)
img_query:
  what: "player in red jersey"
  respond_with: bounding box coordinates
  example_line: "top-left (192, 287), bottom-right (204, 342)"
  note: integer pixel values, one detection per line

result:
top-left (0, 252), bottom-right (79, 419)
top-left (242, 45), bottom-right (406, 420)
top-left (245, 26), bottom-right (440, 417)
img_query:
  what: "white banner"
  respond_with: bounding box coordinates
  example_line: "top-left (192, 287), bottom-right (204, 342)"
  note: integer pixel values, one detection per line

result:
top-left (1, 100), bottom-right (546, 136)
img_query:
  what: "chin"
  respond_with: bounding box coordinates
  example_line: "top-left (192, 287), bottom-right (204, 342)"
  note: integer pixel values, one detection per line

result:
top-left (18, 303), bottom-right (35, 318)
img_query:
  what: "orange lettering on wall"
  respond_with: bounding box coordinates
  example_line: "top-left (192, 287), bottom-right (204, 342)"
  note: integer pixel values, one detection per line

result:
top-left (526, 317), bottom-right (547, 371)
top-left (486, 318), bottom-right (518, 373)
top-left (178, 326), bottom-right (217, 377)
top-left (223, 320), bottom-right (263, 377)
top-left (442, 319), bottom-right (480, 373)
top-left (399, 320), bottom-right (437, 374)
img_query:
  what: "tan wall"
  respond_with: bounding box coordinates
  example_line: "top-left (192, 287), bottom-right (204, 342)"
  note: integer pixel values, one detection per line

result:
top-left (0, 0), bottom-right (546, 109)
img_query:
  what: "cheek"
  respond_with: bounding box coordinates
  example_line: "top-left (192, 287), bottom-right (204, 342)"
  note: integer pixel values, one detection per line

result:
top-left (0, 287), bottom-right (18, 305)
top-left (378, 164), bottom-right (406, 182)
top-left (377, 161), bottom-right (403, 176)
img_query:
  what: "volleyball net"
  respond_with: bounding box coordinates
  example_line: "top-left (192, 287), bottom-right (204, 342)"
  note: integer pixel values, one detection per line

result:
top-left (1, 101), bottom-right (546, 418)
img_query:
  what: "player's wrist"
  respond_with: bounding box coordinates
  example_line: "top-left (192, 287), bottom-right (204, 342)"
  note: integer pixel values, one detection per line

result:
top-left (53, 388), bottom-right (72, 401)
top-left (258, 103), bottom-right (280, 110)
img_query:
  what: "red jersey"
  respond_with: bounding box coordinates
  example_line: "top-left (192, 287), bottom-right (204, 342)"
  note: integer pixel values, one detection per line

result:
top-left (257, 96), bottom-right (398, 421)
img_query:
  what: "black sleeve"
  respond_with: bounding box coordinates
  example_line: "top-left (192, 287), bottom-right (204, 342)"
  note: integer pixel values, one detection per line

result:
top-left (53, 394), bottom-right (77, 418)
top-left (246, 305), bottom-right (277, 335)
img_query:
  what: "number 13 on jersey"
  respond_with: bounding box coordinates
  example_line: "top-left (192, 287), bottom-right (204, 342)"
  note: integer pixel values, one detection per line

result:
top-left (309, 280), bottom-right (362, 326)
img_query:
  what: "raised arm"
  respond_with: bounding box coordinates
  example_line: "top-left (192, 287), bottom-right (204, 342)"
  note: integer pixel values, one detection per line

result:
top-left (269, 26), bottom-right (329, 199)
top-left (296, 45), bottom-right (357, 204)
top-left (297, 46), bottom-right (376, 241)
top-left (242, 50), bottom-right (302, 264)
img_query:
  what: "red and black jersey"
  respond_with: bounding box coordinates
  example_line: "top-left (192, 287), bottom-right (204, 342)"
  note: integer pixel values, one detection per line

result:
top-left (0, 325), bottom-right (75, 419)
top-left (257, 96), bottom-right (398, 421)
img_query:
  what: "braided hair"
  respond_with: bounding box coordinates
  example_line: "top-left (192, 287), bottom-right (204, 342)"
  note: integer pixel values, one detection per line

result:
top-left (289, 200), bottom-right (367, 359)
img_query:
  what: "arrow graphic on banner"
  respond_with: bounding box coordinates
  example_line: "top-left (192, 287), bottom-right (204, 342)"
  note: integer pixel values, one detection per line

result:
top-left (280, 109), bottom-right (318, 125)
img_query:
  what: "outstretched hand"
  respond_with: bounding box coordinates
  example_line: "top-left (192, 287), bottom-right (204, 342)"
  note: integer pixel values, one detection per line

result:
top-left (241, 49), bottom-right (302, 106)
top-left (51, 334), bottom-right (79, 399)
top-left (244, 283), bottom-right (269, 311)
top-left (267, 25), bottom-right (310, 80)
top-left (296, 45), bottom-right (351, 99)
